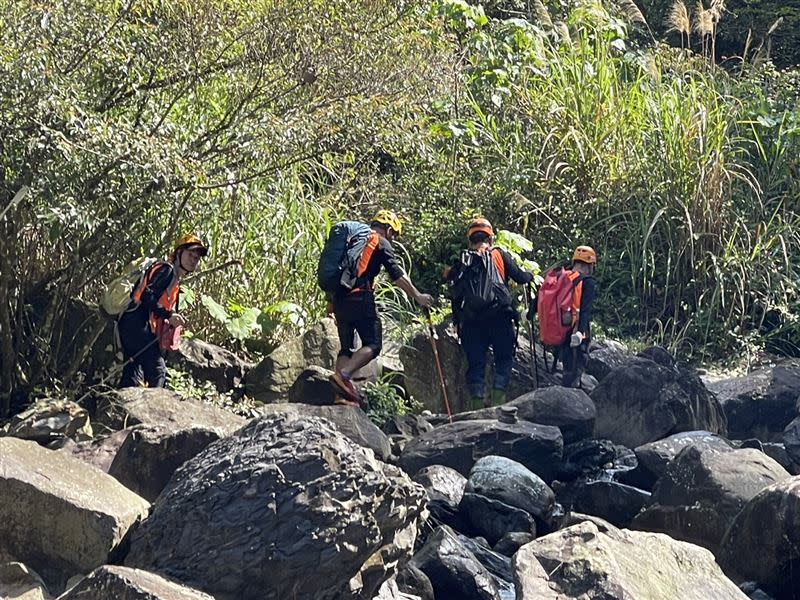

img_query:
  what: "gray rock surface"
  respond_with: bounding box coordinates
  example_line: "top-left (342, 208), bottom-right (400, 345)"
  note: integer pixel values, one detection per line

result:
top-left (513, 520), bottom-right (748, 599)
top-left (412, 465), bottom-right (467, 505)
top-left (0, 438), bottom-right (149, 592)
top-left (57, 429), bottom-right (133, 473)
top-left (125, 415), bottom-right (426, 600)
top-left (465, 456), bottom-right (554, 520)
top-left (167, 338), bottom-right (252, 392)
top-left (591, 356), bottom-right (727, 448)
top-left (632, 446), bottom-right (790, 554)
top-left (257, 403), bottom-right (392, 461)
top-left (399, 419), bottom-right (563, 482)
top-left (0, 562), bottom-right (51, 600)
top-left (720, 476), bottom-right (800, 600)
top-left (783, 416), bottom-right (800, 465)
top-left (57, 565), bottom-right (214, 599)
top-left (96, 387), bottom-right (245, 434)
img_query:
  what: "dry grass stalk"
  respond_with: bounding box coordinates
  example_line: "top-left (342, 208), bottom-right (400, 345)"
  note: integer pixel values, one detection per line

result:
top-left (693, 3), bottom-right (713, 36)
top-left (615, 0), bottom-right (648, 26)
top-left (665, 0), bottom-right (691, 47)
top-left (532, 0), bottom-right (554, 30)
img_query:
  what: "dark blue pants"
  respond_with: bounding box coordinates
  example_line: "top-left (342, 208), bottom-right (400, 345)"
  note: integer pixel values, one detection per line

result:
top-left (118, 310), bottom-right (166, 388)
top-left (460, 313), bottom-right (516, 398)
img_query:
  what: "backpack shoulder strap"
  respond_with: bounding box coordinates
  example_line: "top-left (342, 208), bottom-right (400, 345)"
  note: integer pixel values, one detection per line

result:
top-left (489, 247), bottom-right (505, 281)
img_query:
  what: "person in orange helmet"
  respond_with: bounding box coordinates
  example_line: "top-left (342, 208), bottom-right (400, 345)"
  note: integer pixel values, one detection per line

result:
top-left (117, 233), bottom-right (208, 388)
top-left (560, 245), bottom-right (597, 387)
top-left (446, 217), bottom-right (535, 410)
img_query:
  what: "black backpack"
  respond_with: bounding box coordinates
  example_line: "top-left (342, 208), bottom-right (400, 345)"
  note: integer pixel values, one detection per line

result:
top-left (451, 248), bottom-right (510, 320)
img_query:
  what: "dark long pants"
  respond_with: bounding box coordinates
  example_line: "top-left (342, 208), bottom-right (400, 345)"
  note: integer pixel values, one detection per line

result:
top-left (560, 339), bottom-right (588, 388)
top-left (118, 311), bottom-right (166, 388)
top-left (460, 312), bottom-right (516, 398)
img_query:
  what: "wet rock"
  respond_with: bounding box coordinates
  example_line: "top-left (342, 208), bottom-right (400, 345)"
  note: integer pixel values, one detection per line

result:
top-left (503, 387), bottom-right (595, 443)
top-left (459, 493), bottom-right (537, 546)
top-left (571, 480), bottom-right (651, 527)
top-left (0, 438), bottom-right (149, 593)
top-left (125, 415), bottom-right (426, 600)
top-left (557, 438), bottom-right (617, 481)
top-left (58, 565), bottom-right (214, 599)
top-left (257, 403), bottom-right (392, 461)
top-left (167, 338), bottom-right (252, 392)
top-left (591, 355), bottom-right (727, 448)
top-left (513, 520), bottom-right (748, 599)
top-left (96, 388), bottom-right (245, 435)
top-left (632, 446), bottom-right (790, 554)
top-left (395, 565), bottom-right (434, 600)
top-left (410, 525), bottom-right (501, 600)
top-left (720, 477), bottom-right (800, 600)
top-left (707, 361), bottom-right (800, 441)
top-left (762, 442), bottom-right (800, 475)
top-left (399, 420), bottom-right (562, 482)
top-left (108, 425), bottom-right (222, 502)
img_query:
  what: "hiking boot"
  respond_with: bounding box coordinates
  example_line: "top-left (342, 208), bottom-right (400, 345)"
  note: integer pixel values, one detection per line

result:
top-left (329, 371), bottom-right (361, 403)
top-left (490, 389), bottom-right (507, 406)
top-left (467, 395), bottom-right (485, 412)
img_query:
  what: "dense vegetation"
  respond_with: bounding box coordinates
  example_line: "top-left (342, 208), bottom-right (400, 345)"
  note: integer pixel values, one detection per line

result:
top-left (1, 0), bottom-right (798, 410)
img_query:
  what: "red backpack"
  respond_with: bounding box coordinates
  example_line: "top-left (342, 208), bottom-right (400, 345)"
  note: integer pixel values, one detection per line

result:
top-left (537, 267), bottom-right (582, 346)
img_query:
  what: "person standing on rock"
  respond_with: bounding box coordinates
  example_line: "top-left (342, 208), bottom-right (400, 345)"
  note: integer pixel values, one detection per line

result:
top-left (327, 210), bottom-right (433, 407)
top-left (445, 217), bottom-right (535, 410)
top-left (558, 246), bottom-right (597, 388)
top-left (117, 233), bottom-right (208, 388)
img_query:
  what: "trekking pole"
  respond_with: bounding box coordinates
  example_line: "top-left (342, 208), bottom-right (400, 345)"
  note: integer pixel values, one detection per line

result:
top-left (522, 284), bottom-right (538, 389)
top-left (424, 308), bottom-right (453, 423)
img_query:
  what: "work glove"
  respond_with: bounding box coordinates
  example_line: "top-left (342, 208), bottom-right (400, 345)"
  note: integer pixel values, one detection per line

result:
top-left (570, 331), bottom-right (584, 348)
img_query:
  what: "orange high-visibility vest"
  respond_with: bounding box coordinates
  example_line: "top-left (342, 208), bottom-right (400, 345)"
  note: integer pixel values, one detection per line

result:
top-left (131, 263), bottom-right (179, 333)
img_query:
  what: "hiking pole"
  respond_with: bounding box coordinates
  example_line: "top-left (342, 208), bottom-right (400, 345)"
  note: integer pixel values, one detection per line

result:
top-left (522, 284), bottom-right (538, 389)
top-left (424, 308), bottom-right (453, 423)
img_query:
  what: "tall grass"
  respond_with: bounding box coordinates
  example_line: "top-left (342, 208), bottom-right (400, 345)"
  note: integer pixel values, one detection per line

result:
top-left (456, 3), bottom-right (800, 359)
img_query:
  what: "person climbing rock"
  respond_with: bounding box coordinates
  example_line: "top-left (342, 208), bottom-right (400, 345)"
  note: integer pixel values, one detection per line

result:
top-left (559, 245), bottom-right (596, 388)
top-left (322, 210), bottom-right (433, 408)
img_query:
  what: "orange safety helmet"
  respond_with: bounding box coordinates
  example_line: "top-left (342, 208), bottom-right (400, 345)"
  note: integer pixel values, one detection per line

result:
top-left (572, 245), bottom-right (596, 265)
top-left (372, 209), bottom-right (403, 236)
top-left (467, 217), bottom-right (494, 239)
top-left (174, 233), bottom-right (209, 257)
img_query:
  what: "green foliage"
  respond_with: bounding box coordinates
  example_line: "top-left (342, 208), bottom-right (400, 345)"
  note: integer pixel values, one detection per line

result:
top-left (363, 374), bottom-right (423, 428)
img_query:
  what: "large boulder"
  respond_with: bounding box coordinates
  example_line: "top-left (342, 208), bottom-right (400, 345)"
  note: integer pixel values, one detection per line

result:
top-left (591, 355), bottom-right (727, 448)
top-left (0, 438), bottom-right (149, 592)
top-left (630, 430), bottom-right (734, 489)
top-left (707, 361), bottom-right (800, 441)
top-left (58, 566), bottom-right (214, 600)
top-left (125, 415), bottom-right (426, 600)
top-left (108, 425), bottom-right (223, 502)
top-left (257, 403), bottom-right (392, 461)
top-left (244, 317), bottom-right (341, 402)
top-left (465, 456), bottom-right (554, 521)
top-left (720, 476), bottom-right (800, 600)
top-left (632, 446), bottom-right (790, 554)
top-left (570, 481), bottom-right (652, 528)
top-left (505, 387), bottom-right (595, 443)
top-left (586, 339), bottom-right (632, 382)
top-left (412, 465), bottom-right (467, 505)
top-left (287, 365), bottom-right (339, 405)
top-left (399, 419), bottom-right (563, 482)
top-left (513, 520), bottom-right (748, 599)
top-left (96, 387), bottom-right (245, 434)
top-left (166, 338), bottom-right (252, 392)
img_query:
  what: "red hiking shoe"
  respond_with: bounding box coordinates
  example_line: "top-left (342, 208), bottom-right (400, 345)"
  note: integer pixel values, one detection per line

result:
top-left (329, 371), bottom-right (361, 403)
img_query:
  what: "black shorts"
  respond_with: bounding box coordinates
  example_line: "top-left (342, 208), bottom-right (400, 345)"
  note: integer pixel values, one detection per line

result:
top-left (334, 293), bottom-right (383, 358)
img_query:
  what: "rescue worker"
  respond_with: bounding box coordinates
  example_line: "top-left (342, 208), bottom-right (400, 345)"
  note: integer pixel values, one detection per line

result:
top-left (560, 245), bottom-right (596, 388)
top-left (329, 210), bottom-right (433, 406)
top-left (117, 233), bottom-right (208, 388)
top-left (446, 217), bottom-right (534, 410)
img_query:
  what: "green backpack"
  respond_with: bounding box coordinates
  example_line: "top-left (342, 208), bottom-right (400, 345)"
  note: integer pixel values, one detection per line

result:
top-left (100, 257), bottom-right (161, 317)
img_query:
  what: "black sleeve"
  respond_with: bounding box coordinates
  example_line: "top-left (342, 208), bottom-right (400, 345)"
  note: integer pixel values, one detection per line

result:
top-left (498, 248), bottom-right (533, 284)
top-left (577, 276), bottom-right (595, 334)
top-left (445, 261), bottom-right (464, 324)
top-left (140, 263), bottom-right (176, 320)
top-left (378, 237), bottom-right (406, 282)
